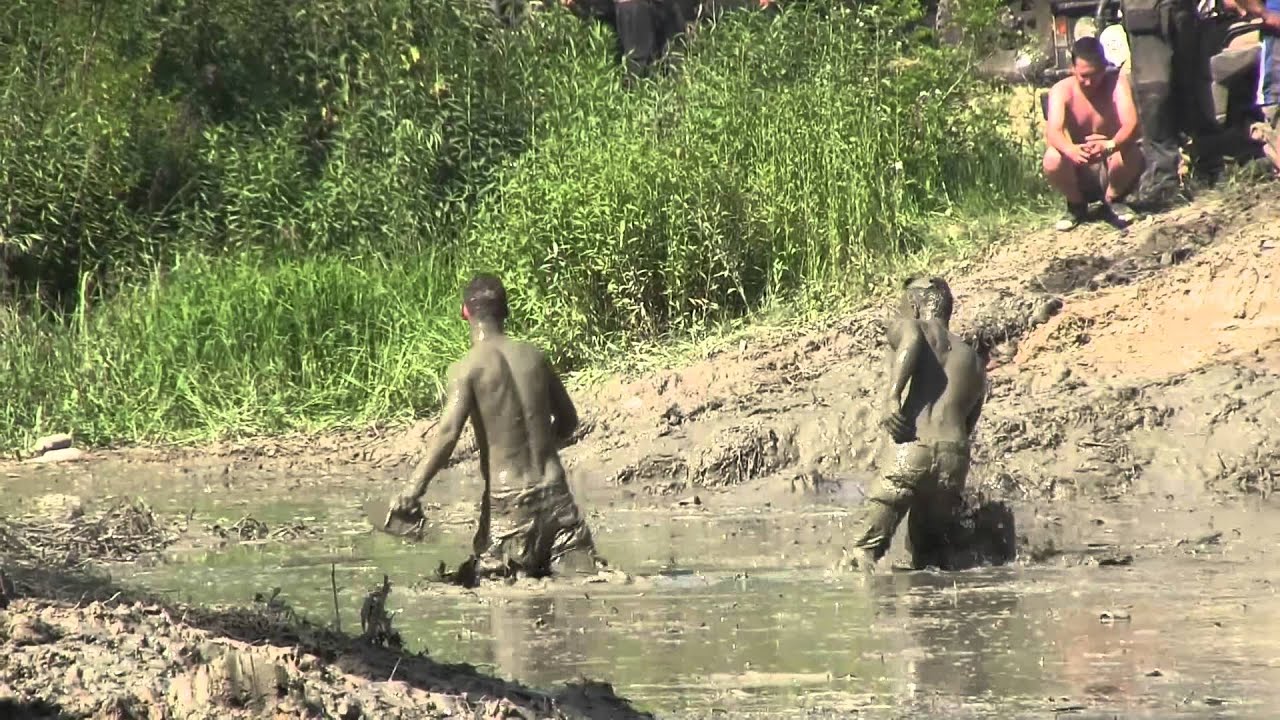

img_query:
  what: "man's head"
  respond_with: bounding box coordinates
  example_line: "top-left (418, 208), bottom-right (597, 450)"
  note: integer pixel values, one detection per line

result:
top-left (899, 275), bottom-right (954, 324)
top-left (462, 273), bottom-right (509, 325)
top-left (1070, 36), bottom-right (1110, 93)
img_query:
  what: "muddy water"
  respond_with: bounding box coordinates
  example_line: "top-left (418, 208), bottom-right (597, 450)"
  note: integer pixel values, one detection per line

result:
top-left (7, 464), bottom-right (1280, 718)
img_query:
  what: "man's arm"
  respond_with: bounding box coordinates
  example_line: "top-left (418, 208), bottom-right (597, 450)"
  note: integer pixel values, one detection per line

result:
top-left (964, 381), bottom-right (987, 437)
top-left (547, 361), bottom-right (579, 444)
top-left (403, 365), bottom-right (474, 501)
top-left (1235, 0), bottom-right (1280, 30)
top-left (880, 318), bottom-right (924, 442)
top-left (1045, 83), bottom-right (1087, 163)
top-left (884, 318), bottom-right (923, 411)
top-left (1110, 72), bottom-right (1141, 149)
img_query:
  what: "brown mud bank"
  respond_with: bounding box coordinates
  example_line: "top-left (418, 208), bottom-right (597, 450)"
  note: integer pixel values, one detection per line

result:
top-left (0, 560), bottom-right (650, 720)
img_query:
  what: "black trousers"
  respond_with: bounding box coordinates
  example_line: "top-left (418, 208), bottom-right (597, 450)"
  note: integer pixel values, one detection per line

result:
top-left (615, 0), bottom-right (682, 81)
top-left (1123, 0), bottom-right (1222, 201)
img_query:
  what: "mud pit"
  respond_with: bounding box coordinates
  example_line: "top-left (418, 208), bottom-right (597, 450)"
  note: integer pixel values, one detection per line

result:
top-left (3, 185), bottom-right (1280, 718)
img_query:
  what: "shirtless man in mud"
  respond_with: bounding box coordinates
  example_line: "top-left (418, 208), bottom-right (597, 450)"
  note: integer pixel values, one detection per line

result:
top-left (852, 276), bottom-right (987, 574)
top-left (1043, 36), bottom-right (1144, 232)
top-left (385, 274), bottom-right (602, 585)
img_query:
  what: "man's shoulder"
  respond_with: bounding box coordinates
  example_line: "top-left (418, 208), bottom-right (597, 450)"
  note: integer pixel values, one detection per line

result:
top-left (447, 353), bottom-right (480, 381)
top-left (942, 327), bottom-right (984, 364)
top-left (1050, 76), bottom-right (1075, 96)
top-left (1107, 68), bottom-right (1130, 92)
top-left (502, 336), bottom-right (548, 362)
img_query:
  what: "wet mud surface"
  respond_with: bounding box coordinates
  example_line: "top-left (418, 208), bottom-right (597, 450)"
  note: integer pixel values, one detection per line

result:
top-left (3, 184), bottom-right (1280, 717)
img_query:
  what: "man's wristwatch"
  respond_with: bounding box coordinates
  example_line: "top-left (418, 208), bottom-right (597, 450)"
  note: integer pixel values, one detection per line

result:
top-left (1104, 139), bottom-right (1117, 155)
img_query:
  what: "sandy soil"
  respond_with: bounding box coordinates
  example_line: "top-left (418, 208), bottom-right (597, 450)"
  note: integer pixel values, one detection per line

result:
top-left (3, 180), bottom-right (1279, 717)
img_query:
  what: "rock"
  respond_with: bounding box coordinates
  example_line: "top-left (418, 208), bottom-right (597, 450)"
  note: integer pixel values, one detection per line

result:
top-left (7, 616), bottom-right (59, 645)
top-left (23, 447), bottom-right (86, 464)
top-left (29, 433), bottom-right (73, 456)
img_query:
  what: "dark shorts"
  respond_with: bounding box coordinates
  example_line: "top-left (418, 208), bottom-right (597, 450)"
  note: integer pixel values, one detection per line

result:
top-left (1077, 161), bottom-right (1109, 204)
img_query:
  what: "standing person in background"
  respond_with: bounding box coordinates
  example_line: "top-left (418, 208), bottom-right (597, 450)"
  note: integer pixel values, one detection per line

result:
top-left (562, 0), bottom-right (686, 85)
top-left (1235, 0), bottom-right (1280, 115)
top-left (1122, 0), bottom-right (1224, 212)
top-left (614, 0), bottom-right (686, 85)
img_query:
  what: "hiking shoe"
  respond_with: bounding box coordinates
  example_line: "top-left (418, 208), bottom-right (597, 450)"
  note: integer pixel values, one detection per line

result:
top-left (1054, 202), bottom-right (1088, 232)
top-left (1106, 200), bottom-right (1137, 225)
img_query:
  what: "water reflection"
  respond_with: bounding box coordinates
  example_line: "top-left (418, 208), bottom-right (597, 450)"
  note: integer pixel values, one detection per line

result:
top-left (883, 571), bottom-right (1023, 704)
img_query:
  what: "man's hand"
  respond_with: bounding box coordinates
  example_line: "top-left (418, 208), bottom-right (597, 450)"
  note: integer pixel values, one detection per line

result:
top-left (1065, 143), bottom-right (1095, 165)
top-left (880, 409), bottom-right (915, 444)
top-left (1265, 10), bottom-right (1280, 32)
top-left (385, 491), bottom-right (426, 529)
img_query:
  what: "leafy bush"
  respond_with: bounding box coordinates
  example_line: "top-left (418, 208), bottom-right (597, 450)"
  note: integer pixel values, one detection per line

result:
top-left (0, 0), bottom-right (1040, 449)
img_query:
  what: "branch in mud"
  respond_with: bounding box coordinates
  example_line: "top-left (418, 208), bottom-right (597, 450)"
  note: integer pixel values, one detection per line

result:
top-left (0, 496), bottom-right (177, 569)
top-left (209, 514), bottom-right (323, 542)
top-left (358, 574), bottom-right (402, 649)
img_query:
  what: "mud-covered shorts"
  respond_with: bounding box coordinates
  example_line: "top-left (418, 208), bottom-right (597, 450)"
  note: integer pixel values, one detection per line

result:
top-left (473, 478), bottom-right (597, 577)
top-left (855, 439), bottom-right (972, 564)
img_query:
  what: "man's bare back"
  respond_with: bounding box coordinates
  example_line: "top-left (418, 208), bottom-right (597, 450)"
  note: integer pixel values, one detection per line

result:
top-left (891, 317), bottom-right (986, 446)
top-left (386, 275), bottom-right (599, 584)
top-left (459, 335), bottom-right (578, 495)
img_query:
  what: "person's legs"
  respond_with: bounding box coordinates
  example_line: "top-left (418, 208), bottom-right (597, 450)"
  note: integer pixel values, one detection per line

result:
top-left (615, 0), bottom-right (660, 84)
top-left (1103, 143), bottom-right (1144, 223)
top-left (854, 443), bottom-right (932, 572)
top-left (906, 443), bottom-right (969, 571)
top-left (543, 481), bottom-right (605, 570)
top-left (1043, 148), bottom-right (1095, 231)
top-left (1105, 143), bottom-right (1144, 201)
top-left (495, 478), bottom-right (603, 578)
top-left (1171, 4), bottom-right (1223, 187)
top-left (1258, 38), bottom-right (1280, 172)
top-left (1043, 147), bottom-right (1087, 202)
top-left (1125, 3), bottom-right (1184, 210)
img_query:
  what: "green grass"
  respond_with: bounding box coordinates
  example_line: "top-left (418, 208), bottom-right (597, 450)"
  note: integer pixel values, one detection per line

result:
top-left (0, 0), bottom-right (1049, 451)
top-left (0, 252), bottom-right (468, 444)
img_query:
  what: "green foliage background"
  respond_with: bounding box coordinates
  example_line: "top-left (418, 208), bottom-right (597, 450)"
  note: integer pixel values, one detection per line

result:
top-left (0, 0), bottom-right (1040, 449)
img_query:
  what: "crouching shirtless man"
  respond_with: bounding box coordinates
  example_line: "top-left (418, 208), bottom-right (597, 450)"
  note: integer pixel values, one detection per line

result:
top-left (1043, 36), bottom-right (1144, 231)
top-left (385, 274), bottom-right (603, 585)
top-left (853, 276), bottom-right (987, 574)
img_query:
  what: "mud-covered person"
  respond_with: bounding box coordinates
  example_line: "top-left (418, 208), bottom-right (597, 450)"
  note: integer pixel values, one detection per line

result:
top-left (852, 277), bottom-right (987, 574)
top-left (386, 274), bottom-right (605, 585)
top-left (1043, 37), bottom-right (1144, 232)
